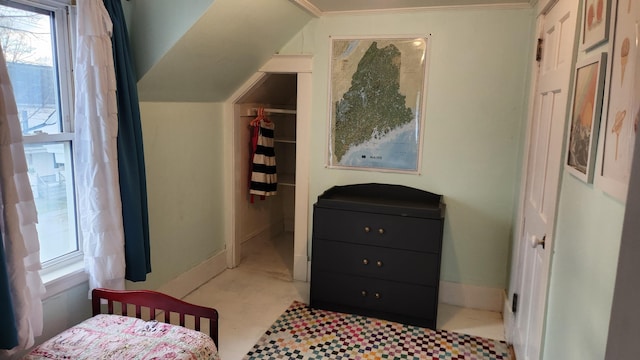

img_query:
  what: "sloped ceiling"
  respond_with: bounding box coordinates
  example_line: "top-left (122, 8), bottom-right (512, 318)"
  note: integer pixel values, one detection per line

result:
top-left (132, 0), bottom-right (312, 102)
top-left (130, 0), bottom-right (535, 103)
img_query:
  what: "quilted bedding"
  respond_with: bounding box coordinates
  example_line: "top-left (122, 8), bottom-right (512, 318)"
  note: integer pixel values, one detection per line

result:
top-left (24, 314), bottom-right (219, 360)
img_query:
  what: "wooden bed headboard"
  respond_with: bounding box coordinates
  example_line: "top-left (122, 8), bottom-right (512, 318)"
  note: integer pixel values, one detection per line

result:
top-left (91, 288), bottom-right (219, 347)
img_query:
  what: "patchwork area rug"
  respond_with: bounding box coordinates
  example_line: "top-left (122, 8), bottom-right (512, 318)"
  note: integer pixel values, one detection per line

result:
top-left (243, 301), bottom-right (511, 360)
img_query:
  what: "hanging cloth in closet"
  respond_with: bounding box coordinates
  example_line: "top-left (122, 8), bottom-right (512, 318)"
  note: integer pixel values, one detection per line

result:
top-left (249, 108), bottom-right (277, 202)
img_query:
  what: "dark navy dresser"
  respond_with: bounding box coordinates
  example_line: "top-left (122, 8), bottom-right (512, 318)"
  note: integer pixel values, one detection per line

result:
top-left (310, 183), bottom-right (446, 329)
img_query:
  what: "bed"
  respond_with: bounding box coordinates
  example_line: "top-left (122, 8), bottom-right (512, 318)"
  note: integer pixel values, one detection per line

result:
top-left (24, 288), bottom-right (220, 360)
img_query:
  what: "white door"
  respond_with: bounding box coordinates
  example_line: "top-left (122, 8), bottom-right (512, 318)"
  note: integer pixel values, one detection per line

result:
top-left (511, 0), bottom-right (578, 359)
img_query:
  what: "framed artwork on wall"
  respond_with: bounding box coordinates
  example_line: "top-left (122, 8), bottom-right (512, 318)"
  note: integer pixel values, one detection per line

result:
top-left (566, 52), bottom-right (608, 183)
top-left (597, 0), bottom-right (638, 201)
top-left (581, 0), bottom-right (611, 51)
top-left (326, 35), bottom-right (429, 173)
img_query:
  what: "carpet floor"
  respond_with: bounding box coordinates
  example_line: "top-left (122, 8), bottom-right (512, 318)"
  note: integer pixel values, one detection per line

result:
top-left (243, 301), bottom-right (511, 360)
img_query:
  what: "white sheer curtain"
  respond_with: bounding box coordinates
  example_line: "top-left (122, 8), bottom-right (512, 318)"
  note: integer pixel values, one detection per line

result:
top-left (0, 44), bottom-right (45, 354)
top-left (75, 0), bottom-right (126, 292)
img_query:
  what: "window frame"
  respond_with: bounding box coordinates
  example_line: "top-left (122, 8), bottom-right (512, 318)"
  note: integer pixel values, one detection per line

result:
top-left (1, 0), bottom-right (85, 298)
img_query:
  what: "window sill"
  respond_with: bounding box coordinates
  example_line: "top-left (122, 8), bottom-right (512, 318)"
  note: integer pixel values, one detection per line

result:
top-left (41, 260), bottom-right (87, 300)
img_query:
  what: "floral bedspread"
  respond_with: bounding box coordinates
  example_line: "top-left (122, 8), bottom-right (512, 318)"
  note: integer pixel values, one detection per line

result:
top-left (24, 314), bottom-right (220, 360)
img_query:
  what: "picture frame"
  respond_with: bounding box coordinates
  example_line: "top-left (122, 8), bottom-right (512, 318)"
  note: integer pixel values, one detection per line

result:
top-left (581, 0), bottom-right (611, 51)
top-left (597, 0), bottom-right (638, 201)
top-left (566, 52), bottom-right (607, 183)
top-left (326, 35), bottom-right (429, 173)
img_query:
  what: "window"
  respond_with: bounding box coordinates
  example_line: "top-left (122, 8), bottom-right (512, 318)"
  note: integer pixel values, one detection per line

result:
top-left (0, 0), bottom-right (79, 276)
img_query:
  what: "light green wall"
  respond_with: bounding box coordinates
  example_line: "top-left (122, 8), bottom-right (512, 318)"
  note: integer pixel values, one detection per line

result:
top-left (120, 0), bottom-right (132, 28)
top-left (133, 0), bottom-right (312, 102)
top-left (128, 101), bottom-right (226, 290)
top-left (543, 175), bottom-right (624, 359)
top-left (281, 8), bottom-right (534, 288)
top-left (32, 5), bottom-right (627, 359)
top-left (284, 7), bottom-right (626, 357)
top-left (127, 0), bottom-right (214, 79)
top-left (540, 6), bottom-right (626, 356)
top-left (30, 102), bottom-right (226, 354)
top-left (40, 283), bottom-right (92, 339)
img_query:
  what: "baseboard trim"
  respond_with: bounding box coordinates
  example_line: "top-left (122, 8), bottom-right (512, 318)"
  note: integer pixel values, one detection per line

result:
top-left (503, 292), bottom-right (515, 343)
top-left (438, 281), bottom-right (504, 312)
top-left (156, 250), bottom-right (227, 300)
top-left (293, 255), bottom-right (308, 282)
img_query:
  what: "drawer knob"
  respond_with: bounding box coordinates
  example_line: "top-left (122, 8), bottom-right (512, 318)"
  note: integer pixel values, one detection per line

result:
top-left (378, 228), bottom-right (385, 235)
top-left (361, 290), bottom-right (368, 297)
top-left (362, 258), bottom-right (369, 265)
top-left (374, 292), bottom-right (381, 300)
top-left (364, 226), bottom-right (371, 233)
top-left (376, 260), bottom-right (383, 267)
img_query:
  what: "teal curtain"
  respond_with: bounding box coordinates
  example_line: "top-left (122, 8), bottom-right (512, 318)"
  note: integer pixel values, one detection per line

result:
top-left (0, 231), bottom-right (18, 350)
top-left (103, 0), bottom-right (151, 281)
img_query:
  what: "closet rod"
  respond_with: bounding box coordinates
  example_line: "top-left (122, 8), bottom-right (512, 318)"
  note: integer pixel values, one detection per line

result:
top-left (250, 108), bottom-right (296, 115)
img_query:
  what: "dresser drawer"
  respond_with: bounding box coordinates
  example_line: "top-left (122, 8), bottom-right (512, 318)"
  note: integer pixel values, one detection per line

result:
top-left (311, 271), bottom-right (437, 320)
top-left (313, 207), bottom-right (442, 253)
top-left (312, 239), bottom-right (440, 286)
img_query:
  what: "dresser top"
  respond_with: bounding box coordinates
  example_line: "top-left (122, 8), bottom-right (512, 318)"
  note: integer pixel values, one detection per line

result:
top-left (315, 183), bottom-right (445, 219)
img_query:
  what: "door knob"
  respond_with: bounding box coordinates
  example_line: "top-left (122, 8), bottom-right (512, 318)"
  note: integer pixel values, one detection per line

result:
top-left (531, 235), bottom-right (546, 249)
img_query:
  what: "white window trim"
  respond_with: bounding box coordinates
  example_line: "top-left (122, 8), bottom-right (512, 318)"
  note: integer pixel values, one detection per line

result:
top-left (4, 0), bottom-right (84, 297)
top-left (41, 258), bottom-right (86, 299)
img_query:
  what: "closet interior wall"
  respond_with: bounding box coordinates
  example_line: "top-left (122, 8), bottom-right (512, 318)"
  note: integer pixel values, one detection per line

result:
top-left (234, 73), bottom-right (297, 276)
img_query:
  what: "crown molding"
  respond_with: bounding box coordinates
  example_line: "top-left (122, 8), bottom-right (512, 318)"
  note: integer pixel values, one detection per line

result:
top-left (292, 1), bottom-right (535, 16)
top-left (291, 0), bottom-right (322, 17)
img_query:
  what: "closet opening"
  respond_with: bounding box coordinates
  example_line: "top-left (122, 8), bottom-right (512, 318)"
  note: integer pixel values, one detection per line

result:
top-left (233, 73), bottom-right (298, 280)
top-left (226, 55), bottom-right (311, 282)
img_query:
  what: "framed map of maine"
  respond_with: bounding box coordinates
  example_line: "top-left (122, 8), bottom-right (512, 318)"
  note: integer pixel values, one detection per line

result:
top-left (327, 36), bottom-right (429, 173)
